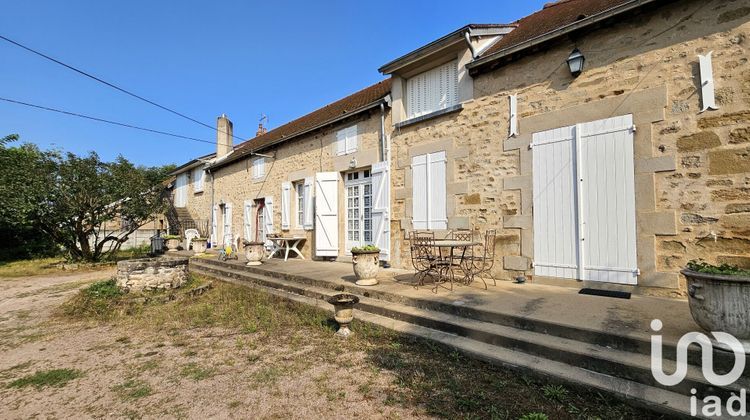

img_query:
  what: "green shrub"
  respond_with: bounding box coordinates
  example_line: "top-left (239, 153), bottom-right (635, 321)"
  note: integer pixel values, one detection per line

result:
top-left (351, 245), bottom-right (380, 253)
top-left (7, 368), bottom-right (83, 389)
top-left (162, 235), bottom-right (181, 240)
top-left (85, 279), bottom-right (123, 299)
top-left (519, 413), bottom-right (548, 420)
top-left (687, 260), bottom-right (750, 277)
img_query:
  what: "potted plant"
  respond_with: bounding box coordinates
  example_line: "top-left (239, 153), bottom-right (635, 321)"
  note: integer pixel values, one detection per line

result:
top-left (163, 235), bottom-right (181, 252)
top-left (682, 260), bottom-right (750, 353)
top-left (327, 293), bottom-right (360, 338)
top-left (192, 237), bottom-right (208, 254)
top-left (351, 245), bottom-right (380, 286)
top-left (243, 239), bottom-right (265, 266)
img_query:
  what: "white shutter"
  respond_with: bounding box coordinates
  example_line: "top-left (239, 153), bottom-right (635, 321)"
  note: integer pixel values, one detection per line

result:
top-left (281, 182), bottom-right (291, 230)
top-left (211, 204), bottom-right (218, 245)
top-left (509, 95), bottom-right (518, 137)
top-left (411, 154), bottom-right (428, 229)
top-left (174, 173), bottom-right (188, 207)
top-left (346, 125), bottom-right (358, 154)
top-left (253, 157), bottom-right (265, 179)
top-left (263, 196), bottom-right (274, 234)
top-left (371, 161), bottom-right (391, 261)
top-left (428, 151), bottom-right (447, 230)
top-left (224, 203), bottom-right (233, 245)
top-left (193, 168), bottom-right (204, 192)
top-left (243, 200), bottom-right (253, 241)
top-left (698, 52), bottom-right (718, 112)
top-left (578, 115), bottom-right (637, 284)
top-left (532, 125), bottom-right (579, 280)
top-left (335, 129), bottom-right (347, 156)
top-left (406, 60), bottom-right (458, 119)
top-left (303, 176), bottom-right (314, 230)
top-left (314, 172), bottom-right (339, 257)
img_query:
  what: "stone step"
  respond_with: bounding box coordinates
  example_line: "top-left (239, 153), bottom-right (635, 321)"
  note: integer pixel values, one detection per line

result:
top-left (190, 259), bottom-right (746, 404)
top-left (190, 260), bottom-right (699, 418)
top-left (192, 257), bottom-right (743, 372)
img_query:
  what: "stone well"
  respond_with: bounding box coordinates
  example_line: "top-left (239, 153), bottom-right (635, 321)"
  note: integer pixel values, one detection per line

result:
top-left (116, 257), bottom-right (189, 292)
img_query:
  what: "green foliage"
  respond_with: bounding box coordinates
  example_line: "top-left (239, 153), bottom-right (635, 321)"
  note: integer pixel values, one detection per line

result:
top-left (86, 279), bottom-right (124, 299)
top-left (162, 235), bottom-right (181, 240)
top-left (542, 384), bottom-right (569, 402)
top-left (519, 413), bottom-right (548, 420)
top-left (0, 136), bottom-right (174, 261)
top-left (7, 368), bottom-right (83, 389)
top-left (351, 244), bottom-right (380, 253)
top-left (112, 379), bottom-right (152, 400)
top-left (687, 260), bottom-right (750, 277)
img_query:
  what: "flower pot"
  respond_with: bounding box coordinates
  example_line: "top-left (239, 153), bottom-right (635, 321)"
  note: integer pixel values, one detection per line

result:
top-left (192, 239), bottom-right (207, 254)
top-left (682, 269), bottom-right (750, 353)
top-left (165, 238), bottom-right (180, 252)
top-left (244, 242), bottom-right (265, 266)
top-left (327, 293), bottom-right (359, 338)
top-left (352, 250), bottom-right (380, 286)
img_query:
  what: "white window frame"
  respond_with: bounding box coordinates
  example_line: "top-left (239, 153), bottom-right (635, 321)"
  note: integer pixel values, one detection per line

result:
top-left (252, 157), bottom-right (265, 179)
top-left (336, 125), bottom-right (358, 156)
top-left (294, 181), bottom-right (304, 229)
top-left (406, 60), bottom-right (459, 119)
top-left (192, 167), bottom-right (204, 193)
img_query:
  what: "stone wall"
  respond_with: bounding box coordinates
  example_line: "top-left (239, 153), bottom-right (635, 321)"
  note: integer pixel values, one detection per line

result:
top-left (390, 0), bottom-right (750, 296)
top-left (116, 257), bottom-right (189, 292)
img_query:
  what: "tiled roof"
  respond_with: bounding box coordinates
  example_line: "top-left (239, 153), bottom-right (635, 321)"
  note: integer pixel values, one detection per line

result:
top-left (211, 79), bottom-right (391, 170)
top-left (480, 0), bottom-right (635, 58)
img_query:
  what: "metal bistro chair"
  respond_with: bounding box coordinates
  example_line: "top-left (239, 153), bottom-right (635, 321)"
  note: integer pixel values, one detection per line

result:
top-left (469, 229), bottom-right (498, 289)
top-left (409, 231), bottom-right (443, 289)
top-left (442, 229), bottom-right (476, 286)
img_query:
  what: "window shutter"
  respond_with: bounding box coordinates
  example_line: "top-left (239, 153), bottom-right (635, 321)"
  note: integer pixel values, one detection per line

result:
top-left (428, 151), bottom-right (447, 230)
top-left (411, 154), bottom-right (428, 230)
top-left (346, 125), bottom-right (358, 154)
top-left (211, 204), bottom-right (218, 245)
top-left (263, 196), bottom-right (274, 247)
top-left (314, 172), bottom-right (339, 256)
top-left (405, 60), bottom-right (458, 119)
top-left (281, 182), bottom-right (291, 230)
top-left (336, 129), bottom-right (346, 156)
top-left (371, 161), bottom-right (390, 261)
top-left (303, 176), bottom-right (314, 230)
top-left (224, 203), bottom-right (233, 245)
top-left (243, 200), bottom-right (253, 241)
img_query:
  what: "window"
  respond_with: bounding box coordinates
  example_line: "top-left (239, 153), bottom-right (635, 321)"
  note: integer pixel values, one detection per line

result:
top-left (336, 125), bottom-right (358, 156)
top-left (252, 157), bottom-right (265, 179)
top-left (406, 60), bottom-right (459, 119)
top-left (193, 167), bottom-right (204, 193)
top-left (411, 151), bottom-right (447, 230)
top-left (295, 181), bottom-right (304, 228)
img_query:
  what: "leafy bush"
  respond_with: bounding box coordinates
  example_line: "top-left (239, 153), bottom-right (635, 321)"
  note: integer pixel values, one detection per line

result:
top-left (86, 279), bottom-right (123, 299)
top-left (686, 260), bottom-right (750, 277)
top-left (351, 244), bottom-right (380, 253)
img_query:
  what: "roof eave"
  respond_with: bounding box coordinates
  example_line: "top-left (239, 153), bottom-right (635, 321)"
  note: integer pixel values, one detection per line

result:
top-left (466, 0), bottom-right (660, 74)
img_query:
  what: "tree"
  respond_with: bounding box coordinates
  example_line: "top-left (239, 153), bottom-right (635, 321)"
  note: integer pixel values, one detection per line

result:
top-left (0, 136), bottom-right (174, 261)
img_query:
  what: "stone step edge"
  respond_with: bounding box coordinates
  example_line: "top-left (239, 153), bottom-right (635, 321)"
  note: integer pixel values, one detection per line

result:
top-left (190, 264), bottom-right (696, 419)
top-left (190, 262), bottom-right (741, 397)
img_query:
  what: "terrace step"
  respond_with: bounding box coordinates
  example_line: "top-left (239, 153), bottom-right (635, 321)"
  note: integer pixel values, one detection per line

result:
top-left (190, 258), bottom-right (746, 418)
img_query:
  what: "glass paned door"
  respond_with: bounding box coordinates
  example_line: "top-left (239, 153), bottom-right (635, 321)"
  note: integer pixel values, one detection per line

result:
top-left (345, 170), bottom-right (372, 252)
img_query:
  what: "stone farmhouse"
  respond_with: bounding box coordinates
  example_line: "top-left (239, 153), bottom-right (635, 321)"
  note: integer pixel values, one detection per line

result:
top-left (170, 0), bottom-right (750, 297)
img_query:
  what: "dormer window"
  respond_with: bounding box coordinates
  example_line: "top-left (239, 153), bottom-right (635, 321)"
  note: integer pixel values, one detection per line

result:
top-left (406, 60), bottom-right (459, 119)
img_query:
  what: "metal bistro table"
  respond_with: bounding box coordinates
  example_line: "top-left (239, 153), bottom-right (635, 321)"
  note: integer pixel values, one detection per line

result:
top-left (267, 236), bottom-right (306, 261)
top-left (432, 239), bottom-right (480, 289)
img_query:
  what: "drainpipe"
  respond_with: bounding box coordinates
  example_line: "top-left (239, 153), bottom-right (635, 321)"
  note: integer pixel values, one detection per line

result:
top-left (208, 168), bottom-right (215, 248)
top-left (379, 102), bottom-right (387, 162)
top-left (464, 30), bottom-right (477, 59)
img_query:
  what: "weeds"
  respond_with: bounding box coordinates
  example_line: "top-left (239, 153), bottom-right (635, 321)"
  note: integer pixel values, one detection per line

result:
top-left (7, 368), bottom-right (83, 389)
top-left (113, 379), bottom-right (152, 400)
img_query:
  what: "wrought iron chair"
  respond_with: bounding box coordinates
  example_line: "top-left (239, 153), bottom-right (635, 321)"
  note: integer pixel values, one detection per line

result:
top-left (409, 231), bottom-right (443, 290)
top-left (469, 229), bottom-right (497, 289)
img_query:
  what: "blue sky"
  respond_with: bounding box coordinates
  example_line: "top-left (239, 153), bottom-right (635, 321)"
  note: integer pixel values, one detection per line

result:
top-left (1, 1), bottom-right (544, 167)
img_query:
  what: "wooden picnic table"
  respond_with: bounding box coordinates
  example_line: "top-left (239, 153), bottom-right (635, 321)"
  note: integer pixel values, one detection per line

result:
top-left (267, 236), bottom-right (306, 261)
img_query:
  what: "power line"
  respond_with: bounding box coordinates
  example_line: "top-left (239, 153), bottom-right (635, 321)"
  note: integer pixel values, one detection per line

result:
top-left (0, 34), bottom-right (245, 141)
top-left (0, 96), bottom-right (220, 146)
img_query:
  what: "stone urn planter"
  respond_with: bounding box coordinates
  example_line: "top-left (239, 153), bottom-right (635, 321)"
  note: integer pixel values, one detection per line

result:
top-left (164, 236), bottom-right (181, 252)
top-left (327, 293), bottom-right (360, 338)
top-left (351, 246), bottom-right (380, 286)
top-left (192, 238), bottom-right (208, 254)
top-left (244, 241), bottom-right (265, 266)
top-left (682, 263), bottom-right (750, 353)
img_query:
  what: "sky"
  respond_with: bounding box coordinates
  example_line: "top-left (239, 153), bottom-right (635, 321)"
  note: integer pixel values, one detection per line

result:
top-left (1, 1), bottom-right (545, 167)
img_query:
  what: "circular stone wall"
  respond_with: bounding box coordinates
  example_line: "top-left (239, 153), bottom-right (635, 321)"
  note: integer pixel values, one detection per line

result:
top-left (116, 257), bottom-right (189, 292)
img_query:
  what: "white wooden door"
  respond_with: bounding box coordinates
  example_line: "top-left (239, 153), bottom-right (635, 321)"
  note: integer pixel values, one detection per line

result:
top-left (174, 173), bottom-right (188, 207)
top-left (532, 115), bottom-right (637, 285)
top-left (371, 161), bottom-right (390, 261)
top-left (315, 172), bottom-right (339, 257)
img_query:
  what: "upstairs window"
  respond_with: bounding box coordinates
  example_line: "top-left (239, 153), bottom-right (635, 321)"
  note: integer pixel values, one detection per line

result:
top-left (252, 157), bottom-right (265, 179)
top-left (336, 125), bottom-right (358, 156)
top-left (193, 168), bottom-right (204, 193)
top-left (406, 60), bottom-right (459, 119)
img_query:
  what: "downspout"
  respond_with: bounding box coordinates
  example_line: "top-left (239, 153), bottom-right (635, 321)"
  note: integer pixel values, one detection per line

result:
top-left (208, 168), bottom-right (215, 248)
top-left (380, 99), bottom-right (392, 267)
top-left (380, 102), bottom-right (387, 162)
top-left (464, 30), bottom-right (477, 59)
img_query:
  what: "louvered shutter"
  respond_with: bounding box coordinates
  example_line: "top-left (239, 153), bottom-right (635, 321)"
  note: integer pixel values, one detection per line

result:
top-left (281, 182), bottom-right (291, 230)
top-left (303, 177), bottom-right (314, 230)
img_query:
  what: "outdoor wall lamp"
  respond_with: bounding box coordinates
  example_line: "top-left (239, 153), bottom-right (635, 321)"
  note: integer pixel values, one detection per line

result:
top-left (567, 48), bottom-right (585, 77)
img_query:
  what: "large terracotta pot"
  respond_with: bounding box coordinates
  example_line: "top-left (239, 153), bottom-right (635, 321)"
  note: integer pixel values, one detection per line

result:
top-left (192, 239), bottom-right (207, 253)
top-left (327, 294), bottom-right (359, 338)
top-left (682, 269), bottom-right (750, 353)
top-left (165, 238), bottom-right (180, 252)
top-left (352, 250), bottom-right (380, 286)
top-left (244, 242), bottom-right (265, 266)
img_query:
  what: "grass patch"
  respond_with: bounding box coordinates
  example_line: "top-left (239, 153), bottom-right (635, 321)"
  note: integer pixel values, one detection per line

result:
top-left (0, 258), bottom-right (66, 278)
top-left (112, 379), bottom-right (152, 400)
top-left (180, 363), bottom-right (216, 381)
top-left (7, 368), bottom-right (83, 389)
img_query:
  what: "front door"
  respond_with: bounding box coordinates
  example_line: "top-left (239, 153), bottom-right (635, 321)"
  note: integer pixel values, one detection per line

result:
top-left (345, 169), bottom-right (372, 253)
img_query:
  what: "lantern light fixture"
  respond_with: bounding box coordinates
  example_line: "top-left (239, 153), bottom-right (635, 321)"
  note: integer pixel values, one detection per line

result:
top-left (567, 48), bottom-right (585, 77)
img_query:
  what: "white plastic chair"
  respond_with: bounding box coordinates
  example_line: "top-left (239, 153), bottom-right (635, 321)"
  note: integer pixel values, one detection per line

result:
top-left (184, 228), bottom-right (200, 250)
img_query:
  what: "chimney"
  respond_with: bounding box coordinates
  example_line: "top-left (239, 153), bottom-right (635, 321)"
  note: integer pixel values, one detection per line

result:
top-left (216, 114), bottom-right (233, 158)
top-left (256, 122), bottom-right (267, 137)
